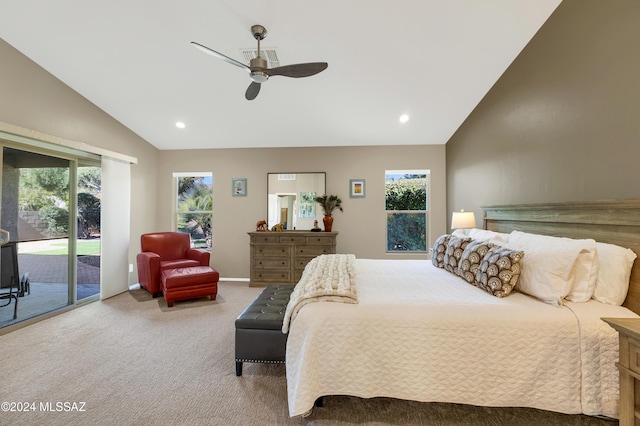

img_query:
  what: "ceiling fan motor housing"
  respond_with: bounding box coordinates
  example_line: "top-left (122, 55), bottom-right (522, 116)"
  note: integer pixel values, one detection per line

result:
top-left (250, 56), bottom-right (269, 83)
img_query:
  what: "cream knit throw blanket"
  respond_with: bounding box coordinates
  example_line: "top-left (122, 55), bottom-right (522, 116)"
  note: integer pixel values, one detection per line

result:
top-left (282, 254), bottom-right (357, 333)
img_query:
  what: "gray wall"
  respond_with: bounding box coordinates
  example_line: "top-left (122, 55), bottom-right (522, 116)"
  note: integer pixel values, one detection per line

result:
top-left (446, 0), bottom-right (640, 224)
top-left (158, 145), bottom-right (446, 278)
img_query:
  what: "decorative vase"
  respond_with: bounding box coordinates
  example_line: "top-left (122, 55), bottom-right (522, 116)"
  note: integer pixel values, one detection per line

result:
top-left (323, 214), bottom-right (334, 232)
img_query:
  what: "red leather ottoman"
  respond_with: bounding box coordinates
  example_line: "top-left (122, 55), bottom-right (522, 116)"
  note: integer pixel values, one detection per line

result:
top-left (161, 266), bottom-right (219, 307)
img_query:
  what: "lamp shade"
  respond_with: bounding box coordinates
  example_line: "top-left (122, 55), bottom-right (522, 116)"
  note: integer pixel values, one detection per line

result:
top-left (451, 210), bottom-right (476, 230)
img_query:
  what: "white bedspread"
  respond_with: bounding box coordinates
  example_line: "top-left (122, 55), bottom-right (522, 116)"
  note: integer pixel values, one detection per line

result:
top-left (285, 259), bottom-right (638, 418)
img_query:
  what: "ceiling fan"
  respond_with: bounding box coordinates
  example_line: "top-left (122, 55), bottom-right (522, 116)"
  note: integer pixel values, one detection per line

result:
top-left (191, 24), bottom-right (328, 100)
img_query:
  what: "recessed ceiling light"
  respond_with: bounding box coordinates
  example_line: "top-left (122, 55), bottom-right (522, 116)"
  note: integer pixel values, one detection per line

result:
top-left (399, 114), bottom-right (410, 124)
top-left (176, 121), bottom-right (186, 129)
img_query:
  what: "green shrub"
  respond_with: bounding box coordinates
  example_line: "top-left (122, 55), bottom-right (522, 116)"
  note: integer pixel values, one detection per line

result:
top-left (39, 205), bottom-right (69, 235)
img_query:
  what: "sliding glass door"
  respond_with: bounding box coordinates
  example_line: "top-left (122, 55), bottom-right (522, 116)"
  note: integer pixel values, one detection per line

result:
top-left (0, 146), bottom-right (101, 328)
top-left (76, 163), bottom-right (101, 301)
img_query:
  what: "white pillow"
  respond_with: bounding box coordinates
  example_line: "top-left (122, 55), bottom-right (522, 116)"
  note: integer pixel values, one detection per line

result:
top-left (451, 228), bottom-right (467, 238)
top-left (508, 231), bottom-right (595, 306)
top-left (469, 228), bottom-right (510, 244)
top-left (592, 242), bottom-right (637, 305)
top-left (565, 239), bottom-right (598, 302)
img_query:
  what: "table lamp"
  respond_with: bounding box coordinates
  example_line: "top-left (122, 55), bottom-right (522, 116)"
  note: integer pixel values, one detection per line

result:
top-left (451, 210), bottom-right (476, 234)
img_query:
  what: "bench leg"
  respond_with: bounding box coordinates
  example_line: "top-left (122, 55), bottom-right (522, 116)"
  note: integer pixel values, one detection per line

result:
top-left (236, 361), bottom-right (243, 376)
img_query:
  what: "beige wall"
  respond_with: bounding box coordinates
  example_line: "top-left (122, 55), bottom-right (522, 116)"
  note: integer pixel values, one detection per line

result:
top-left (0, 39), bottom-right (160, 285)
top-left (158, 145), bottom-right (446, 278)
top-left (446, 0), bottom-right (640, 224)
top-left (0, 38), bottom-right (447, 282)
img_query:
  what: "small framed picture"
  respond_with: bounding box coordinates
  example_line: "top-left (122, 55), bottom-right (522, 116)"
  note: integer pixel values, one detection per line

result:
top-left (232, 178), bottom-right (247, 197)
top-left (349, 179), bottom-right (366, 198)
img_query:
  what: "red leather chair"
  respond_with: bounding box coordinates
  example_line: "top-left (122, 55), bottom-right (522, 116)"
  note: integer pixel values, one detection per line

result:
top-left (137, 232), bottom-right (210, 296)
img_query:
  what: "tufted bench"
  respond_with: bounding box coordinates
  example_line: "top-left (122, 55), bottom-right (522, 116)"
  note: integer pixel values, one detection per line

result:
top-left (235, 285), bottom-right (295, 376)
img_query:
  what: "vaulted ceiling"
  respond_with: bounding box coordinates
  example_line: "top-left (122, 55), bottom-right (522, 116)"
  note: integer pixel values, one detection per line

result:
top-left (0, 1), bottom-right (561, 150)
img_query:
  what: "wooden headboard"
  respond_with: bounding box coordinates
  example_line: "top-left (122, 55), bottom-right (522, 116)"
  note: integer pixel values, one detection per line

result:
top-left (483, 199), bottom-right (640, 315)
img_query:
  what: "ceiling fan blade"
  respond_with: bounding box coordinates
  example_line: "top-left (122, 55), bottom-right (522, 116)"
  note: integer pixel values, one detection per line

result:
top-left (191, 41), bottom-right (250, 73)
top-left (266, 62), bottom-right (328, 78)
top-left (245, 82), bottom-right (261, 100)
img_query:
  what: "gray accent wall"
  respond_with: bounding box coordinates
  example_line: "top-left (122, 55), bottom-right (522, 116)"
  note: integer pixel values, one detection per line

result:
top-left (446, 0), bottom-right (640, 225)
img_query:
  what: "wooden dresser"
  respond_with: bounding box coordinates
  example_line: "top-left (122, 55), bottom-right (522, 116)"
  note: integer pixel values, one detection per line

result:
top-left (602, 317), bottom-right (640, 426)
top-left (248, 231), bottom-right (338, 287)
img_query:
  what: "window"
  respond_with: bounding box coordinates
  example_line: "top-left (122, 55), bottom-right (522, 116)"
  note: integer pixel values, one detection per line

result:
top-left (174, 173), bottom-right (212, 250)
top-left (385, 170), bottom-right (429, 252)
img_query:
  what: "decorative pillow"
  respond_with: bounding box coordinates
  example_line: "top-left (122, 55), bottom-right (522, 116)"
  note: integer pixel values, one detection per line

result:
top-left (431, 234), bottom-right (451, 268)
top-left (457, 239), bottom-right (495, 283)
top-left (508, 231), bottom-right (590, 306)
top-left (443, 236), bottom-right (472, 274)
top-left (469, 228), bottom-right (510, 244)
top-left (475, 246), bottom-right (524, 297)
top-left (592, 242), bottom-right (637, 305)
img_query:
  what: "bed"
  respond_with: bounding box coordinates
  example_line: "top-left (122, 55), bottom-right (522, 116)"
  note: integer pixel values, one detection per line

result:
top-left (284, 200), bottom-right (640, 419)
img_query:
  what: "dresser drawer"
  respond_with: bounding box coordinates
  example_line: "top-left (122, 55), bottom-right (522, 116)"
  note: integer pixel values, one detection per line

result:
top-left (629, 338), bottom-right (640, 375)
top-left (253, 270), bottom-right (291, 282)
top-left (306, 236), bottom-right (335, 245)
top-left (279, 235), bottom-right (307, 244)
top-left (294, 256), bottom-right (316, 271)
top-left (255, 257), bottom-right (290, 269)
top-left (255, 245), bottom-right (291, 257)
top-left (296, 246), bottom-right (333, 257)
top-left (251, 235), bottom-right (280, 244)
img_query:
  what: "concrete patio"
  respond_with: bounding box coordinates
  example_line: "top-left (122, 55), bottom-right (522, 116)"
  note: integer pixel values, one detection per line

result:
top-left (1, 239), bottom-right (100, 327)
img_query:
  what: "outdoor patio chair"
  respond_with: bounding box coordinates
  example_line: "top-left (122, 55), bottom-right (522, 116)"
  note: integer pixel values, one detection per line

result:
top-left (1, 242), bottom-right (20, 319)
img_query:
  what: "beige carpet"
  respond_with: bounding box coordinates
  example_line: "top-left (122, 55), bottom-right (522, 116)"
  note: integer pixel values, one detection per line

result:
top-left (0, 282), bottom-right (616, 426)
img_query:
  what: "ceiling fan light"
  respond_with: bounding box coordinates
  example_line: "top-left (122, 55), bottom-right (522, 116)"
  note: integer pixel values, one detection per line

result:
top-left (250, 72), bottom-right (269, 83)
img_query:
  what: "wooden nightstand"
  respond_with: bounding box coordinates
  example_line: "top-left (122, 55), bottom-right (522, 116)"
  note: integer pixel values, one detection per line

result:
top-left (602, 317), bottom-right (640, 426)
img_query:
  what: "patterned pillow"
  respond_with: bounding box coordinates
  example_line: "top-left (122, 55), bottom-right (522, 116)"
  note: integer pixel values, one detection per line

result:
top-left (475, 246), bottom-right (524, 297)
top-left (443, 236), bottom-right (472, 274)
top-left (456, 239), bottom-right (495, 283)
top-left (431, 234), bottom-right (451, 268)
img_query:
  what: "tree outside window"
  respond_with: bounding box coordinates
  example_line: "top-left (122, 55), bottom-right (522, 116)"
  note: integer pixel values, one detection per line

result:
top-left (385, 170), bottom-right (429, 252)
top-left (175, 174), bottom-right (213, 250)
top-left (19, 166), bottom-right (101, 239)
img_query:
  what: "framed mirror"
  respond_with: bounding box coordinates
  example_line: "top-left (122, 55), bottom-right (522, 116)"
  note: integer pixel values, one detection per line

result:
top-left (267, 172), bottom-right (326, 230)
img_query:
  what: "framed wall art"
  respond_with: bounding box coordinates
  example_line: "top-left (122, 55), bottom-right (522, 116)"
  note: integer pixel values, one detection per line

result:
top-left (349, 179), bottom-right (366, 198)
top-left (232, 178), bottom-right (247, 196)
